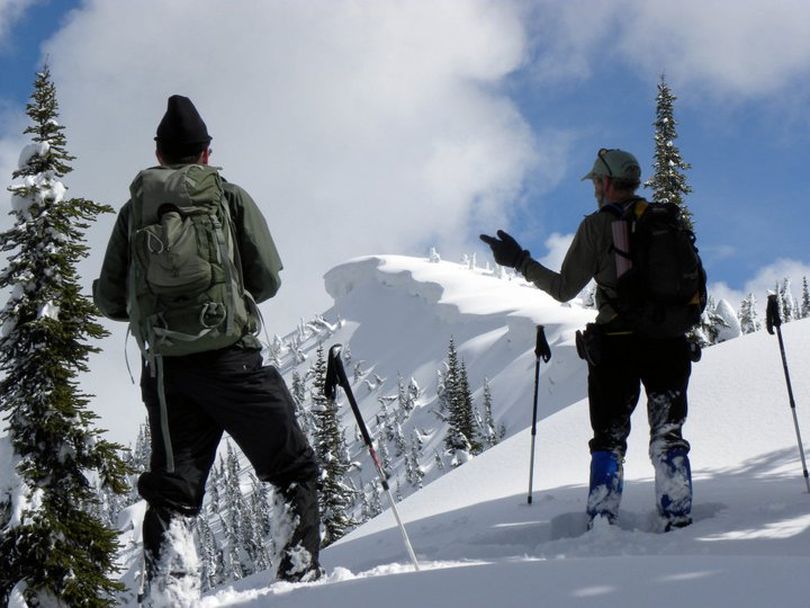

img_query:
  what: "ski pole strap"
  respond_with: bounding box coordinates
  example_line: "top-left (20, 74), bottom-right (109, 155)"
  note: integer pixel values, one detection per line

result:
top-left (766, 294), bottom-right (781, 334)
top-left (326, 344), bottom-right (375, 448)
top-left (535, 325), bottom-right (551, 362)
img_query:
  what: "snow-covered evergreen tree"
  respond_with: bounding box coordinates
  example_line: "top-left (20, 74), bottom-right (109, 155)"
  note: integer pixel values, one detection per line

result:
top-left (779, 278), bottom-right (797, 323)
top-left (222, 441), bottom-right (250, 579)
top-left (443, 339), bottom-right (480, 464)
top-left (196, 516), bottom-right (222, 592)
top-left (692, 295), bottom-right (728, 347)
top-left (801, 277), bottom-right (810, 320)
top-left (479, 378), bottom-right (500, 448)
top-left (365, 479), bottom-right (383, 520)
top-left (738, 293), bottom-right (762, 334)
top-left (0, 66), bottom-right (128, 606)
top-left (644, 75), bottom-right (694, 229)
top-left (713, 298), bottom-right (742, 343)
top-left (311, 345), bottom-right (358, 546)
top-left (290, 369), bottom-right (316, 441)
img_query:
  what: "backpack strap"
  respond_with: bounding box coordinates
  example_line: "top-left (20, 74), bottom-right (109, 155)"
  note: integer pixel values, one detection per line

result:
top-left (221, 188), bottom-right (265, 342)
top-left (599, 197), bottom-right (645, 219)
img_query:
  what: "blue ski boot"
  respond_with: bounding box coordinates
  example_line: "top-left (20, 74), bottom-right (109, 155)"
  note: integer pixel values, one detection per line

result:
top-left (654, 447), bottom-right (693, 531)
top-left (587, 450), bottom-right (623, 528)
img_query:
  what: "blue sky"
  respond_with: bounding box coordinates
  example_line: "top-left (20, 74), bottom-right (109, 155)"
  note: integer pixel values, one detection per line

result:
top-left (1, 0), bottom-right (809, 330)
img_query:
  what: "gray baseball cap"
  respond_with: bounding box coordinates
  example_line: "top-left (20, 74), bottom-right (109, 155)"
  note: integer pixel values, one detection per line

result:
top-left (581, 148), bottom-right (641, 181)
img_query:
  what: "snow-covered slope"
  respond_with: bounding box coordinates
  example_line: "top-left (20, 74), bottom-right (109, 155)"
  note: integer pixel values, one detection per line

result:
top-left (124, 255), bottom-right (810, 606)
top-left (319, 255), bottom-right (595, 436)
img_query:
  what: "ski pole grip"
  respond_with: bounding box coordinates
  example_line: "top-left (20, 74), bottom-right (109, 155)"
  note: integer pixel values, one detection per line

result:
top-left (535, 325), bottom-right (551, 362)
top-left (766, 294), bottom-right (781, 335)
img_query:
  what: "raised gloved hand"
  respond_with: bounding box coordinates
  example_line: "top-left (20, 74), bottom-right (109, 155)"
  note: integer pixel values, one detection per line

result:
top-left (479, 230), bottom-right (530, 269)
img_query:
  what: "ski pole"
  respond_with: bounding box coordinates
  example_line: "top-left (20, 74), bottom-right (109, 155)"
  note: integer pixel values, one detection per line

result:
top-left (325, 344), bottom-right (420, 571)
top-left (527, 325), bottom-right (552, 505)
top-left (766, 294), bottom-right (810, 493)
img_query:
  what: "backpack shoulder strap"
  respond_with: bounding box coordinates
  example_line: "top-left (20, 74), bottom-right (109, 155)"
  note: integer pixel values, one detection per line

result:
top-left (599, 197), bottom-right (646, 220)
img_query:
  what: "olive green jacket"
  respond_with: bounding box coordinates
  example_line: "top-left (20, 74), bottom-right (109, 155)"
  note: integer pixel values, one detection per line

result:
top-left (93, 176), bottom-right (282, 349)
top-left (519, 199), bottom-right (643, 325)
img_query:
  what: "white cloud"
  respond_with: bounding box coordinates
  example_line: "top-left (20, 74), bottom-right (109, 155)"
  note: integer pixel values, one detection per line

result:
top-left (0, 0), bottom-right (37, 46)
top-left (620, 1), bottom-right (810, 98)
top-left (710, 258), bottom-right (810, 315)
top-left (39, 0), bottom-right (541, 334)
top-left (539, 232), bottom-right (573, 270)
top-left (529, 0), bottom-right (810, 100)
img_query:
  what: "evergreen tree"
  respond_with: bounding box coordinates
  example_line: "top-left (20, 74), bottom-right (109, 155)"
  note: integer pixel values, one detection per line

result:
top-left (0, 66), bottom-right (129, 606)
top-left (377, 427), bottom-right (392, 475)
top-left (692, 295), bottom-right (728, 347)
top-left (433, 449), bottom-right (446, 472)
top-left (366, 480), bottom-right (383, 519)
top-left (443, 339), bottom-right (480, 464)
top-left (407, 377), bottom-right (421, 411)
top-left (222, 441), bottom-right (249, 579)
top-left (124, 421), bottom-right (151, 505)
top-left (311, 345), bottom-right (357, 546)
top-left (458, 359), bottom-right (482, 455)
top-left (738, 293), bottom-right (762, 334)
top-left (645, 75), bottom-right (694, 229)
top-left (479, 378), bottom-right (499, 448)
top-left (779, 278), bottom-right (797, 322)
top-left (441, 338), bottom-right (466, 456)
top-left (802, 276), bottom-right (810, 320)
top-left (195, 517), bottom-right (222, 592)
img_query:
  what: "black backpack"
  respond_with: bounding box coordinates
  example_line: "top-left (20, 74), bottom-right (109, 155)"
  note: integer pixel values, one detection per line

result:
top-left (603, 199), bottom-right (707, 338)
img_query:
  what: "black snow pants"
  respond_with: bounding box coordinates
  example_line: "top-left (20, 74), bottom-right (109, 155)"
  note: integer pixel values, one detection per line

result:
top-left (138, 345), bottom-right (319, 581)
top-left (586, 325), bottom-right (692, 460)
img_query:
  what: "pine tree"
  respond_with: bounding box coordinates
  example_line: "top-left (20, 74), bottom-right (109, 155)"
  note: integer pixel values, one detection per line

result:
top-left (479, 378), bottom-right (499, 448)
top-left (222, 441), bottom-right (249, 579)
top-left (645, 75), bottom-right (694, 229)
top-left (366, 480), bottom-right (383, 519)
top-left (458, 359), bottom-right (482, 455)
top-left (311, 345), bottom-right (357, 546)
top-left (692, 295), bottom-right (728, 347)
top-left (0, 66), bottom-right (129, 606)
top-left (443, 339), bottom-right (480, 464)
top-left (442, 338), bottom-right (466, 456)
top-left (801, 277), bottom-right (810, 320)
top-left (779, 278), bottom-right (797, 323)
top-left (124, 420), bottom-right (151, 505)
top-left (738, 293), bottom-right (762, 334)
top-left (377, 427), bottom-right (392, 475)
top-left (195, 516), bottom-right (222, 592)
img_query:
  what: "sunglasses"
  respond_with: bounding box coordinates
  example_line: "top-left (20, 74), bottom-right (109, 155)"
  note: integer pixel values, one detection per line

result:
top-left (597, 148), bottom-right (616, 177)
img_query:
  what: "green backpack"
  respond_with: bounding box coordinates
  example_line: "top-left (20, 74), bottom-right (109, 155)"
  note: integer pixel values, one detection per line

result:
top-left (127, 164), bottom-right (253, 357)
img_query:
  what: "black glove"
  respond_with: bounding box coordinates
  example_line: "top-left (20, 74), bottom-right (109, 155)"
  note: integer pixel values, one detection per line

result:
top-left (480, 230), bottom-right (530, 269)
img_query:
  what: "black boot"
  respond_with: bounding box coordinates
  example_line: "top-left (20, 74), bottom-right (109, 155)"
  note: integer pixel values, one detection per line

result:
top-left (276, 478), bottom-right (323, 582)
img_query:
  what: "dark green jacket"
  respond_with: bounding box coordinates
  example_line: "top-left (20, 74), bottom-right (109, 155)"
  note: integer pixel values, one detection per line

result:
top-left (519, 199), bottom-right (643, 325)
top-left (93, 175), bottom-right (282, 349)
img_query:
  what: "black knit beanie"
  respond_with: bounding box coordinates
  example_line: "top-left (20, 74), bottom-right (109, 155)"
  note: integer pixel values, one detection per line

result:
top-left (154, 95), bottom-right (212, 157)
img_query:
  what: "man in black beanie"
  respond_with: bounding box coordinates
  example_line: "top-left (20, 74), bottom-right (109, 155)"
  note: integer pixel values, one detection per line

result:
top-left (94, 95), bottom-right (322, 603)
top-left (154, 94), bottom-right (212, 161)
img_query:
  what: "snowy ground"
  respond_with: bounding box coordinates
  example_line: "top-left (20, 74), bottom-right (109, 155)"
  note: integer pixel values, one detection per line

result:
top-left (118, 256), bottom-right (810, 607)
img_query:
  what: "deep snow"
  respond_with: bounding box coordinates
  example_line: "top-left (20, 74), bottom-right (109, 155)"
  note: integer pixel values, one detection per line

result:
top-left (108, 255), bottom-right (810, 606)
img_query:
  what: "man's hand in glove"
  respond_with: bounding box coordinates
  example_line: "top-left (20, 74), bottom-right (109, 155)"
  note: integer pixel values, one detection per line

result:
top-left (480, 230), bottom-right (530, 269)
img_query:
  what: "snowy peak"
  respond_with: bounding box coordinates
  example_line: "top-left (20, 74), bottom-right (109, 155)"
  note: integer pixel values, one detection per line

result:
top-left (324, 254), bottom-right (595, 325)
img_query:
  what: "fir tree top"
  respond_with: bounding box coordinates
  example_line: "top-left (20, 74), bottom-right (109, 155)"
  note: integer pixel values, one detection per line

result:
top-left (14, 65), bottom-right (74, 180)
top-left (645, 75), bottom-right (694, 230)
